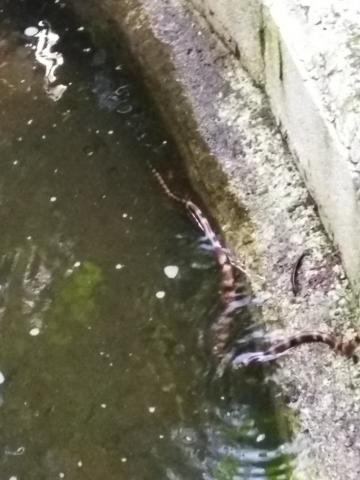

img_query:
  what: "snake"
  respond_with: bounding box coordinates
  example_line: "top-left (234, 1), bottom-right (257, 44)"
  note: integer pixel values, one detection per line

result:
top-left (232, 330), bottom-right (360, 367)
top-left (150, 166), bottom-right (360, 370)
top-left (149, 164), bottom-right (244, 357)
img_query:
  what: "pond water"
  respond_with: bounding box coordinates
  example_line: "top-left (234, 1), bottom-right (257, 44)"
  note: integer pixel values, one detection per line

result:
top-left (0, 1), bottom-right (295, 479)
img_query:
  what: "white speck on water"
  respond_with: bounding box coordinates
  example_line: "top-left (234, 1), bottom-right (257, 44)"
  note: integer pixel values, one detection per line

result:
top-left (77, 461), bottom-right (83, 468)
top-left (42, 134), bottom-right (46, 140)
top-left (256, 433), bottom-right (266, 442)
top-left (115, 263), bottom-right (123, 270)
top-left (14, 447), bottom-right (25, 455)
top-left (24, 26), bottom-right (39, 36)
top-left (17, 136), bottom-right (23, 142)
top-left (26, 236), bottom-right (32, 240)
top-left (9, 476), bottom-right (18, 480)
top-left (109, 362), bottom-right (113, 367)
top-left (59, 474), bottom-right (65, 479)
top-left (185, 436), bottom-right (192, 442)
top-left (108, 130), bottom-right (114, 135)
top-left (121, 457), bottom-right (127, 463)
top-left (50, 196), bottom-right (57, 203)
top-left (164, 265), bottom-right (179, 279)
top-left (83, 47), bottom-right (91, 53)
top-left (115, 65), bottom-right (122, 70)
top-left (54, 168), bottom-right (58, 174)
top-left (101, 403), bottom-right (107, 409)
top-left (99, 351), bottom-right (105, 356)
top-left (74, 261), bottom-right (81, 268)
top-left (102, 194), bottom-right (107, 199)
top-left (52, 123), bottom-right (57, 128)
top-left (122, 213), bottom-right (128, 218)
top-left (0, 371), bottom-right (5, 384)
top-left (27, 119), bottom-right (33, 125)
top-left (95, 129), bottom-right (100, 134)
top-left (155, 291), bottom-right (165, 299)
top-left (148, 406), bottom-right (156, 413)
top-left (13, 160), bottom-right (18, 166)
top-left (159, 434), bottom-right (164, 439)
top-left (29, 328), bottom-right (40, 337)
top-left (87, 150), bottom-right (94, 156)
top-left (77, 26), bottom-right (85, 31)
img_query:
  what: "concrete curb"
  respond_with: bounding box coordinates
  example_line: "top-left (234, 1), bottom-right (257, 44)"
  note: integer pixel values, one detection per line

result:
top-left (189, 0), bottom-right (360, 292)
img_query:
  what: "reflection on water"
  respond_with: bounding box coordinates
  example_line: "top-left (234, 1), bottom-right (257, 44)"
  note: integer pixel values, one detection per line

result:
top-left (0, 1), bottom-right (295, 478)
top-left (25, 19), bottom-right (67, 101)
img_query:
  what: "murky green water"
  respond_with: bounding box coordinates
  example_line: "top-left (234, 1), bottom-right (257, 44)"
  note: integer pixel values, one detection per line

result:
top-left (0, 1), bottom-right (295, 479)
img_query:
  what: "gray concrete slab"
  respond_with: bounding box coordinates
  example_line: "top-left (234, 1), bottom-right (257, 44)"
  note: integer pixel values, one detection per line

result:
top-left (189, 0), bottom-right (360, 293)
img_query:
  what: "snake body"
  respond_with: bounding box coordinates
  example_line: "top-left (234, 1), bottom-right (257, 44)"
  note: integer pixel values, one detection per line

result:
top-left (151, 166), bottom-right (360, 369)
top-left (232, 331), bottom-right (360, 367)
top-left (150, 165), bottom-right (240, 357)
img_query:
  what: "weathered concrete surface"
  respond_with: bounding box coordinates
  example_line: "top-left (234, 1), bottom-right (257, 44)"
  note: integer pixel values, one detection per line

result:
top-left (189, 0), bottom-right (360, 294)
top-left (189, 0), bottom-right (265, 84)
top-left (69, 0), bottom-right (360, 478)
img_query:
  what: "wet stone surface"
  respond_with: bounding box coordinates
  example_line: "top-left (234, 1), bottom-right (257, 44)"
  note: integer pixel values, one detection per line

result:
top-left (0, 1), bottom-right (295, 479)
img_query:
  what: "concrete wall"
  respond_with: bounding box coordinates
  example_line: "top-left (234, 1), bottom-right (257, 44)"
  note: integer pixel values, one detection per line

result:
top-left (190, 0), bottom-right (264, 84)
top-left (189, 0), bottom-right (360, 293)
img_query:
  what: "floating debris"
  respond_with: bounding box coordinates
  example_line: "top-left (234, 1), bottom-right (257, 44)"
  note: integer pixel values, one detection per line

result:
top-left (164, 265), bottom-right (179, 279)
top-left (29, 328), bottom-right (40, 337)
top-left (24, 26), bottom-right (39, 37)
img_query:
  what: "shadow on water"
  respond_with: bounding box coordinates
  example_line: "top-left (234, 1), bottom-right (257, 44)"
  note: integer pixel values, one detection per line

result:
top-left (0, 1), bottom-right (296, 478)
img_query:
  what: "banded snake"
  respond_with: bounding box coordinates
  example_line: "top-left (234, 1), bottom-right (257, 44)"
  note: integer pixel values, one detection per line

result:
top-left (150, 165), bottom-right (360, 368)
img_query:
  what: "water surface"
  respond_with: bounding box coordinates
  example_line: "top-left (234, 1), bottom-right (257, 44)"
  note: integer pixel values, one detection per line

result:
top-left (0, 1), bottom-right (295, 478)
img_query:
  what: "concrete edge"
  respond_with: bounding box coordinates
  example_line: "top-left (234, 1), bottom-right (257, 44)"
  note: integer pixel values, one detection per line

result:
top-left (188, 0), bottom-right (360, 293)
